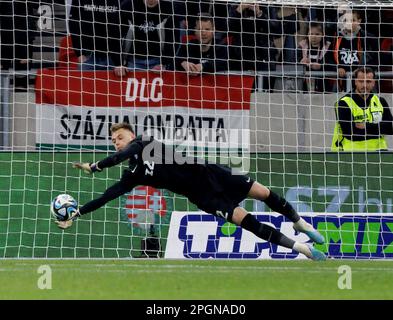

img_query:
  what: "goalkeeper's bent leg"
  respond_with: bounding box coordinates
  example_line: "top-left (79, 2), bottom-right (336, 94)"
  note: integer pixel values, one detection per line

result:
top-left (247, 182), bottom-right (300, 223)
top-left (262, 190), bottom-right (325, 244)
top-left (232, 208), bottom-right (326, 260)
top-left (247, 182), bottom-right (325, 244)
top-left (237, 209), bottom-right (295, 249)
top-left (264, 189), bottom-right (301, 223)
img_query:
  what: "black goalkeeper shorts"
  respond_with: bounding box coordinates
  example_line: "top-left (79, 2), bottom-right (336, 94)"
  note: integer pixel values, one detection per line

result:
top-left (190, 164), bottom-right (254, 221)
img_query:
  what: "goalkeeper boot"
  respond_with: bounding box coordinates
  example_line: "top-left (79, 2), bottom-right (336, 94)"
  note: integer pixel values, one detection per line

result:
top-left (293, 218), bottom-right (325, 244)
top-left (305, 243), bottom-right (327, 261)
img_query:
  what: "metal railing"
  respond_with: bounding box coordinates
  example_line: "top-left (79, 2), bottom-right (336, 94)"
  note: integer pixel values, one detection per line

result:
top-left (1, 67), bottom-right (393, 91)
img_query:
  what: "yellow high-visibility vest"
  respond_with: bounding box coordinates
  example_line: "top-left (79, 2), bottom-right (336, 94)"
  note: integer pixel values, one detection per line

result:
top-left (331, 95), bottom-right (387, 151)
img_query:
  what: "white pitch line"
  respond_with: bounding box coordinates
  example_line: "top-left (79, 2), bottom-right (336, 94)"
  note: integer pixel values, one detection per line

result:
top-left (3, 264), bottom-right (393, 273)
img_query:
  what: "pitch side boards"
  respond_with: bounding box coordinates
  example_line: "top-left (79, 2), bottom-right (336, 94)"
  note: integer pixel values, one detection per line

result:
top-left (165, 212), bottom-right (393, 259)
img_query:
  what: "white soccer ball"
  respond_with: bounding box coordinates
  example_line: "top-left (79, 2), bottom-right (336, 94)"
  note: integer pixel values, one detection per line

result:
top-left (50, 194), bottom-right (78, 221)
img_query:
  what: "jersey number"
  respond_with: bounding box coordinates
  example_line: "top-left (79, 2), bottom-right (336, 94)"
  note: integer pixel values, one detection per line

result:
top-left (216, 210), bottom-right (228, 220)
top-left (144, 160), bottom-right (155, 176)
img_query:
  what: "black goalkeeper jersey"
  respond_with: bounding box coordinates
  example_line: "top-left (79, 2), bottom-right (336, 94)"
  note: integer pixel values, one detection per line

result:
top-left (99, 135), bottom-right (209, 198)
top-left (78, 136), bottom-right (253, 217)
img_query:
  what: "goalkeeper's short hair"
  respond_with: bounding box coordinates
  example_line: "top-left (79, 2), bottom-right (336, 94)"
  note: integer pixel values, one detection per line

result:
top-left (110, 122), bottom-right (135, 134)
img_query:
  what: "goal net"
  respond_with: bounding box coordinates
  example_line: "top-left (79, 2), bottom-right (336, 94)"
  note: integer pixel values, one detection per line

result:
top-left (1, 0), bottom-right (393, 259)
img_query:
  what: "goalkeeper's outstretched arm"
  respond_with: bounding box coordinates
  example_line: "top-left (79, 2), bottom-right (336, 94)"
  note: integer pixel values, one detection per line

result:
top-left (56, 180), bottom-right (134, 229)
top-left (72, 140), bottom-right (144, 173)
top-left (79, 180), bottom-right (133, 216)
top-left (55, 124), bottom-right (141, 229)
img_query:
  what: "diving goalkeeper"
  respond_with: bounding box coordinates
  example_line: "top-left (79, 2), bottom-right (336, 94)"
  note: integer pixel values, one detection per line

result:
top-left (58, 122), bottom-right (327, 261)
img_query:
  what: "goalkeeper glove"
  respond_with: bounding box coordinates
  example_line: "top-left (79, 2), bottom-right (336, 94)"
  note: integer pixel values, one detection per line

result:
top-left (54, 209), bottom-right (81, 230)
top-left (55, 219), bottom-right (73, 230)
top-left (72, 161), bottom-right (101, 174)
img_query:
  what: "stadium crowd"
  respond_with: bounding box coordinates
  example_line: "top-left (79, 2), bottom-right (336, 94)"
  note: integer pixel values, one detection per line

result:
top-left (0, 0), bottom-right (392, 93)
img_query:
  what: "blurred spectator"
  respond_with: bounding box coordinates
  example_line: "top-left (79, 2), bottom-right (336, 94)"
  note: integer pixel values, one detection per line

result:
top-left (297, 22), bottom-right (334, 92)
top-left (114, 0), bottom-right (176, 76)
top-left (271, 6), bottom-right (305, 64)
top-left (316, 6), bottom-right (346, 38)
top-left (13, 0), bottom-right (38, 70)
top-left (181, 0), bottom-right (231, 42)
top-left (330, 9), bottom-right (379, 91)
top-left (169, 1), bottom-right (189, 47)
top-left (228, 3), bottom-right (278, 73)
top-left (380, 34), bottom-right (393, 67)
top-left (175, 13), bottom-right (228, 75)
top-left (0, 0), bottom-right (38, 89)
top-left (57, 35), bottom-right (79, 69)
top-left (69, 0), bottom-right (122, 70)
top-left (271, 6), bottom-right (312, 92)
top-left (0, 0), bottom-right (13, 70)
top-left (379, 10), bottom-right (393, 93)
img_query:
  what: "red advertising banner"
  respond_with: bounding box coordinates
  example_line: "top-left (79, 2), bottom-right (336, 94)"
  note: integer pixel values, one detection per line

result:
top-left (34, 70), bottom-right (254, 149)
top-left (35, 69), bottom-right (254, 110)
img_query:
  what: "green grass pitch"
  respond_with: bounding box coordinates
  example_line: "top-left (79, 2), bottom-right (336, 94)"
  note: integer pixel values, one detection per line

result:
top-left (1, 259), bottom-right (393, 299)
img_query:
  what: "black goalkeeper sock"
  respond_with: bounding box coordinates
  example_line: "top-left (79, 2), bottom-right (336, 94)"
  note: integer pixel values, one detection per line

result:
top-left (264, 190), bottom-right (300, 223)
top-left (241, 214), bottom-right (295, 249)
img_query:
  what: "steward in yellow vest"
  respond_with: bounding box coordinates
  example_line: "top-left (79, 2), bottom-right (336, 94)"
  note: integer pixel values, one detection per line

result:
top-left (331, 67), bottom-right (393, 151)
